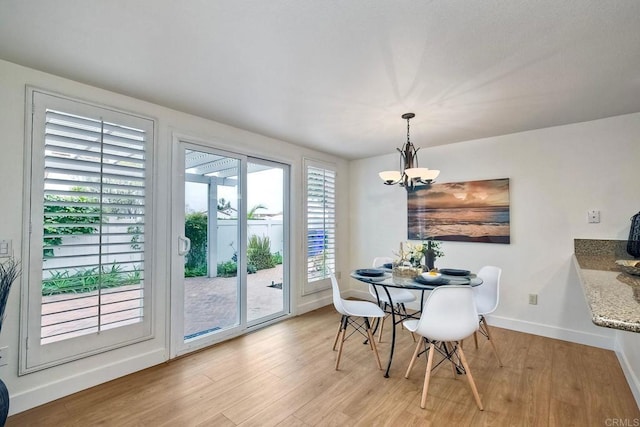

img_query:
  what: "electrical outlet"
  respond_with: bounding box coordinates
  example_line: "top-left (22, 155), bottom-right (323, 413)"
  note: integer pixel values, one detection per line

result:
top-left (587, 210), bottom-right (601, 223)
top-left (528, 294), bottom-right (538, 305)
top-left (0, 346), bottom-right (8, 367)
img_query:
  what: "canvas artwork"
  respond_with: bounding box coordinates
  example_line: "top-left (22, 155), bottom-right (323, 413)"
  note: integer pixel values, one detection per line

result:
top-left (407, 178), bottom-right (510, 244)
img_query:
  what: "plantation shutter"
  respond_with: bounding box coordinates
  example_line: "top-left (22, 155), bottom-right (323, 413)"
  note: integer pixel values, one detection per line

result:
top-left (41, 108), bottom-right (147, 342)
top-left (306, 164), bottom-right (336, 282)
top-left (25, 89), bottom-right (154, 371)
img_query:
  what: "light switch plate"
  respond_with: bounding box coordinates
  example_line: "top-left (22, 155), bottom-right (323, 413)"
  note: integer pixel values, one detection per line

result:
top-left (587, 210), bottom-right (600, 224)
top-left (0, 239), bottom-right (11, 257)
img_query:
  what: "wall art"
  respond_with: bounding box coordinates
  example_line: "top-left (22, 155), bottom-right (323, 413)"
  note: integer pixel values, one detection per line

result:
top-left (408, 178), bottom-right (510, 243)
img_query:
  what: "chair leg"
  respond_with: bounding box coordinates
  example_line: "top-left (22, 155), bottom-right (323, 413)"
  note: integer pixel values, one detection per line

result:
top-left (482, 317), bottom-right (503, 367)
top-left (473, 330), bottom-right (478, 349)
top-left (335, 316), bottom-right (348, 370)
top-left (377, 313), bottom-right (386, 343)
top-left (457, 346), bottom-right (484, 410)
top-left (405, 338), bottom-right (424, 379)
top-left (420, 342), bottom-right (436, 409)
top-left (365, 318), bottom-right (382, 370)
top-left (332, 320), bottom-right (342, 351)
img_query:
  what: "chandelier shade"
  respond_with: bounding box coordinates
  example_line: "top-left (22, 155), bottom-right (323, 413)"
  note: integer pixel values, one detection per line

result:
top-left (379, 113), bottom-right (439, 190)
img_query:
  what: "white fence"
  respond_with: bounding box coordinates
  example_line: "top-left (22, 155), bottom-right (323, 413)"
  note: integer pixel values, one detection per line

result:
top-left (45, 219), bottom-right (284, 277)
top-left (216, 219), bottom-right (284, 262)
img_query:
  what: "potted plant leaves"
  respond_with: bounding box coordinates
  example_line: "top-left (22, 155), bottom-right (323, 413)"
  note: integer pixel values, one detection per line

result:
top-left (0, 257), bottom-right (21, 426)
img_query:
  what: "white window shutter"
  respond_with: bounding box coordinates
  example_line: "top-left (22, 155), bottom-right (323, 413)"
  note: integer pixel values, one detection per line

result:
top-left (24, 89), bottom-right (154, 372)
top-left (305, 164), bottom-right (336, 283)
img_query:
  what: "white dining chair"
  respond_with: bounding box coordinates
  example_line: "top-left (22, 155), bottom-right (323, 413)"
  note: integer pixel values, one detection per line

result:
top-left (472, 265), bottom-right (503, 367)
top-left (330, 273), bottom-right (384, 371)
top-left (403, 285), bottom-right (483, 410)
top-left (371, 256), bottom-right (417, 342)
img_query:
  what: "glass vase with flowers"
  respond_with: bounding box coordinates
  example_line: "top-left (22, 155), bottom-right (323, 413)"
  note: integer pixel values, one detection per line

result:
top-left (422, 238), bottom-right (444, 271)
top-left (404, 238), bottom-right (444, 271)
top-left (392, 242), bottom-right (422, 281)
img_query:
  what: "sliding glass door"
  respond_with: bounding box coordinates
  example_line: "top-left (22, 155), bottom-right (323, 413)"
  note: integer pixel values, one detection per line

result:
top-left (246, 160), bottom-right (289, 325)
top-left (171, 140), bottom-right (289, 356)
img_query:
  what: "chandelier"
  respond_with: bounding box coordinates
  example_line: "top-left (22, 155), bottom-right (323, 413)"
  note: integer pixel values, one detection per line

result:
top-left (378, 113), bottom-right (440, 190)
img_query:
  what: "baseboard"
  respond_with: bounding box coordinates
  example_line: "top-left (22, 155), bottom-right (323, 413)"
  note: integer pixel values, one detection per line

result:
top-left (614, 334), bottom-right (640, 409)
top-left (9, 348), bottom-right (166, 416)
top-left (487, 315), bottom-right (615, 350)
top-left (296, 294), bottom-right (333, 315)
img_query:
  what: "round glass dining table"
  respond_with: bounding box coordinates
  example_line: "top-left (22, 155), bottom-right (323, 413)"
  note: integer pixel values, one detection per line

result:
top-left (350, 269), bottom-right (483, 378)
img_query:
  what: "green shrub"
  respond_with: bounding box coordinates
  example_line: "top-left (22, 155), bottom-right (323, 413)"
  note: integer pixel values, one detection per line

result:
top-left (185, 265), bottom-right (207, 277)
top-left (216, 260), bottom-right (257, 277)
top-left (272, 251), bottom-right (283, 265)
top-left (247, 235), bottom-right (275, 270)
top-left (185, 212), bottom-right (208, 275)
top-left (43, 193), bottom-right (101, 258)
top-left (42, 263), bottom-right (142, 296)
top-left (217, 261), bottom-right (237, 277)
top-left (247, 263), bottom-right (257, 274)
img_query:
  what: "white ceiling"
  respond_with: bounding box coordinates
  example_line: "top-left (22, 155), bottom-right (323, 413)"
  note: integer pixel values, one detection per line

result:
top-left (1, 1), bottom-right (639, 160)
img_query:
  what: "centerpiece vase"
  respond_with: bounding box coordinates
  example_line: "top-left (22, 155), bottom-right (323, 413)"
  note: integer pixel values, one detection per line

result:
top-left (425, 250), bottom-right (436, 271)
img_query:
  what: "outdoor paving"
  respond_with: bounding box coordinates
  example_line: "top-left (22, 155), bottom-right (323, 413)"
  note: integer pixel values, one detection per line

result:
top-left (42, 264), bottom-right (284, 343)
top-left (183, 264), bottom-right (284, 337)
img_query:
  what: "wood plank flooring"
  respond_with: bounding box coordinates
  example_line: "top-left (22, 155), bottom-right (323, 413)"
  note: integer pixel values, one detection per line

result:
top-left (8, 305), bottom-right (639, 426)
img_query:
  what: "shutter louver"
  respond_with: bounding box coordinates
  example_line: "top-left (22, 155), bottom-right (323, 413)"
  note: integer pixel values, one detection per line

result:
top-left (41, 109), bottom-right (147, 344)
top-left (306, 166), bottom-right (336, 282)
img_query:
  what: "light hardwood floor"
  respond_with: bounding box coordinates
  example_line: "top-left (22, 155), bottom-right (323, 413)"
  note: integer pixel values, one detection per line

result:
top-left (8, 305), bottom-right (640, 426)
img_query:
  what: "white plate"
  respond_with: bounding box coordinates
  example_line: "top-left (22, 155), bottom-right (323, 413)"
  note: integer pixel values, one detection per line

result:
top-left (353, 273), bottom-right (390, 282)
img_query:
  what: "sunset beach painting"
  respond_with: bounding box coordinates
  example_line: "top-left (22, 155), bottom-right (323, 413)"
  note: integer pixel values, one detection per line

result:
top-left (407, 178), bottom-right (510, 243)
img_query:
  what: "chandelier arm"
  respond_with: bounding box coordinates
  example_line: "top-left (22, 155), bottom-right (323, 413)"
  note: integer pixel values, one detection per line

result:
top-left (397, 147), bottom-right (404, 173)
top-left (416, 178), bottom-right (434, 185)
top-left (379, 112), bottom-right (439, 190)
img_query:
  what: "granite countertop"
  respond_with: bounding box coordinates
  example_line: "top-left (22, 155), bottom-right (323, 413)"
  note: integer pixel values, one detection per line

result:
top-left (574, 239), bottom-right (640, 332)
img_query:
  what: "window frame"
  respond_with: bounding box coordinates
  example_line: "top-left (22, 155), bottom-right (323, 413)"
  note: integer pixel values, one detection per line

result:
top-left (21, 87), bottom-right (156, 373)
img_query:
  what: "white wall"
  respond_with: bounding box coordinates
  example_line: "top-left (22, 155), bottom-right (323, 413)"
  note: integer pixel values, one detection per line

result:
top-left (349, 112), bottom-right (640, 394)
top-left (0, 59), bottom-right (349, 414)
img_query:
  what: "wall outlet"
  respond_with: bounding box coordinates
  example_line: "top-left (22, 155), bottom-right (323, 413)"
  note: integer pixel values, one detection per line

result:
top-left (587, 209), bottom-right (601, 223)
top-left (528, 294), bottom-right (538, 305)
top-left (0, 346), bottom-right (7, 367)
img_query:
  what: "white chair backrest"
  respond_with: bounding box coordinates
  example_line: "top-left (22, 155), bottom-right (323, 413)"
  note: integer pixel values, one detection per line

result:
top-left (414, 285), bottom-right (479, 342)
top-left (474, 266), bottom-right (501, 315)
top-left (372, 256), bottom-right (393, 268)
top-left (331, 273), bottom-right (348, 316)
top-left (369, 257), bottom-right (393, 298)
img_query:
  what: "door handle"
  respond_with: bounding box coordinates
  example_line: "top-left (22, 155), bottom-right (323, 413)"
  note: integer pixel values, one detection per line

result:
top-left (178, 235), bottom-right (191, 256)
